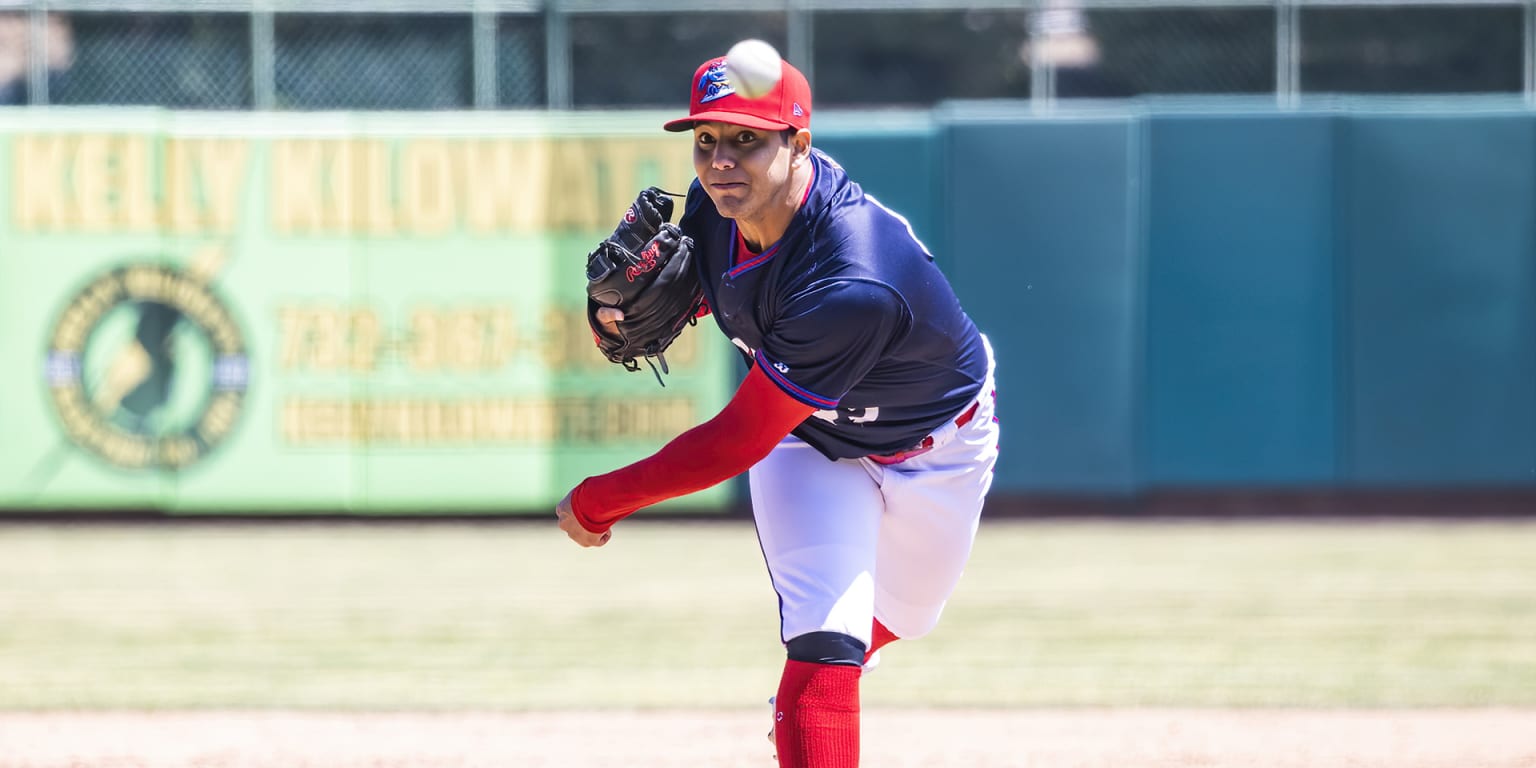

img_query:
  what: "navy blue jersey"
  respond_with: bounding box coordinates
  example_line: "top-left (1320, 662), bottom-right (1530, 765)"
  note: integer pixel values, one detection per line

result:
top-left (680, 148), bottom-right (987, 460)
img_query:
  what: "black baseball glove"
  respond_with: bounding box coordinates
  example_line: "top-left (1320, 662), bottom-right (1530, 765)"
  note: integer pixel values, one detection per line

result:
top-left (586, 187), bottom-right (705, 384)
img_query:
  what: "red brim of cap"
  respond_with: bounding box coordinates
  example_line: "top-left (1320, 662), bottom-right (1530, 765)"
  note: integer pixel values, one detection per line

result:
top-left (663, 109), bottom-right (793, 133)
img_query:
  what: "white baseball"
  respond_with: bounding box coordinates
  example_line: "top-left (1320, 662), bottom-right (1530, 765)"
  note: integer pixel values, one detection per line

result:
top-left (724, 39), bottom-right (783, 99)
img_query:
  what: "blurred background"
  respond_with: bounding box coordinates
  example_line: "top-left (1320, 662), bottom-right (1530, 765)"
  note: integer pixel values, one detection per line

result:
top-left (1, 0), bottom-right (1535, 737)
top-left (1, 0), bottom-right (1529, 109)
top-left (3, 0), bottom-right (1536, 514)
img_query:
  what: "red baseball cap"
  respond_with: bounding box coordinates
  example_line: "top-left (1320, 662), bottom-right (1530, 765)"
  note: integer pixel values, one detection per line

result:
top-left (663, 55), bottom-right (812, 133)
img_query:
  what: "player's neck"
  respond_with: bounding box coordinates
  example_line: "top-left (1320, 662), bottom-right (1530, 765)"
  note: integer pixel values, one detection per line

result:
top-left (736, 163), bottom-right (813, 253)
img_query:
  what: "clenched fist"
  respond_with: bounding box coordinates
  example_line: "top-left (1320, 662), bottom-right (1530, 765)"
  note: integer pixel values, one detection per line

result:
top-left (556, 490), bottom-right (611, 548)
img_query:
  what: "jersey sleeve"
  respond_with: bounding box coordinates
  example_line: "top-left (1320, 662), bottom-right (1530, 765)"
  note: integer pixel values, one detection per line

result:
top-left (755, 278), bottom-right (910, 408)
top-left (677, 180), bottom-right (711, 241)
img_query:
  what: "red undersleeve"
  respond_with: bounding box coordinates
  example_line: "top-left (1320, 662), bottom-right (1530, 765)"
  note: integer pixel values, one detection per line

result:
top-left (570, 364), bottom-right (815, 533)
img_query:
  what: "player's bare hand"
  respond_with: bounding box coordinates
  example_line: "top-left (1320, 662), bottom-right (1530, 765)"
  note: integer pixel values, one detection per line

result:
top-left (556, 490), bottom-right (612, 548)
top-left (594, 307), bottom-right (625, 339)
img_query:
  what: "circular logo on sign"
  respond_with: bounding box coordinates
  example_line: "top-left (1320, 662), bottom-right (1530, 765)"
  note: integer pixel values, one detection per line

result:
top-left (44, 254), bottom-right (250, 470)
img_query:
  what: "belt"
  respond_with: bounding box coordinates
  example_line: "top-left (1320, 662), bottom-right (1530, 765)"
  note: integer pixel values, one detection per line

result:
top-left (868, 400), bottom-right (981, 466)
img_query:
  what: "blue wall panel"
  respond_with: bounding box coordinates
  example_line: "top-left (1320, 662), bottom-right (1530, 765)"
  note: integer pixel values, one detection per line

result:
top-left (827, 106), bottom-right (1536, 495)
top-left (1339, 114), bottom-right (1536, 485)
top-left (1144, 114), bottom-right (1339, 485)
top-left (945, 118), bottom-right (1141, 494)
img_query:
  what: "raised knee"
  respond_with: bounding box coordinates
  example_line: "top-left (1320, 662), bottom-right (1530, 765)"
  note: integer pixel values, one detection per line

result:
top-left (785, 631), bottom-right (867, 667)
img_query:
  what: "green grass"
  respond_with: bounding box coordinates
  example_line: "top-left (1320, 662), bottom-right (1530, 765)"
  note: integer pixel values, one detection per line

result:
top-left (1, 519), bottom-right (1533, 710)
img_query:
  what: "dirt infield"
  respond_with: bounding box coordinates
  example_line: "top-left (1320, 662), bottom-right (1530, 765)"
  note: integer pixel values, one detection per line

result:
top-left (1, 710), bottom-right (1533, 768)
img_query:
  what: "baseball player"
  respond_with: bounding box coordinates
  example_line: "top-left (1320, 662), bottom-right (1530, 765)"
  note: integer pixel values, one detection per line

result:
top-left (557, 52), bottom-right (999, 767)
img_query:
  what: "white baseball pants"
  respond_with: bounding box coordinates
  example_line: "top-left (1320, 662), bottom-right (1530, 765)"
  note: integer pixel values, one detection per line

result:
top-left (749, 340), bottom-right (1000, 650)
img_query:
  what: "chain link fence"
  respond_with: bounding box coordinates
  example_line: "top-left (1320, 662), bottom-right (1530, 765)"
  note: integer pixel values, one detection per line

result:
top-left (567, 11), bottom-right (787, 107)
top-left (273, 14), bottom-right (472, 109)
top-left (497, 13), bottom-right (545, 107)
top-left (1301, 4), bottom-right (1524, 94)
top-left (0, 2), bottom-right (1531, 110)
top-left (56, 12), bottom-right (250, 107)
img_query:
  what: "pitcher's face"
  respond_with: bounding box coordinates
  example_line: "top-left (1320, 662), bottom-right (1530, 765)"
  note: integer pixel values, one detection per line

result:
top-left (692, 122), bottom-right (796, 222)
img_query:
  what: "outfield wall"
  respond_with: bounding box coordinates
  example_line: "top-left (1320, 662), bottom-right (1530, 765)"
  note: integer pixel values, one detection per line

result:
top-left (2, 101), bottom-right (1533, 512)
top-left (823, 99), bottom-right (1536, 497)
top-left (0, 111), bottom-right (732, 512)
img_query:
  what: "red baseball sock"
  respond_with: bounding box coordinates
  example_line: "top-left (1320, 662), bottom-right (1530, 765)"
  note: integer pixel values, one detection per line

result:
top-left (864, 619), bottom-right (899, 664)
top-left (773, 659), bottom-right (861, 768)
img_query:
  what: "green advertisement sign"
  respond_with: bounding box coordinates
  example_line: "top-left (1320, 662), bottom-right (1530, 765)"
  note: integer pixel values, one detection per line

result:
top-left (0, 110), bottom-right (730, 513)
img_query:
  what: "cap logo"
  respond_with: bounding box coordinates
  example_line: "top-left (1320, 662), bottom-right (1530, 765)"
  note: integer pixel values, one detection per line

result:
top-left (697, 61), bottom-right (736, 104)
top-left (792, 103), bottom-right (804, 117)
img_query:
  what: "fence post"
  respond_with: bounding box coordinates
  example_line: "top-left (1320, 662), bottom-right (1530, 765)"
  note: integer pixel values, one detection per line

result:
top-left (252, 3), bottom-right (275, 110)
top-left (1525, 0), bottom-right (1535, 105)
top-left (1027, 3), bottom-right (1057, 113)
top-left (26, 3), bottom-right (47, 105)
top-left (473, 2), bottom-right (497, 109)
top-left (545, 0), bottom-right (571, 109)
top-left (1275, 0), bottom-right (1299, 109)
